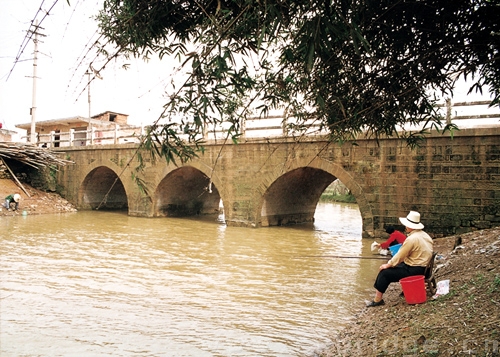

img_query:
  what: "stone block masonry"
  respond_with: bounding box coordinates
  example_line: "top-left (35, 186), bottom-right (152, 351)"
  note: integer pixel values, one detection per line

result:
top-left (54, 128), bottom-right (500, 238)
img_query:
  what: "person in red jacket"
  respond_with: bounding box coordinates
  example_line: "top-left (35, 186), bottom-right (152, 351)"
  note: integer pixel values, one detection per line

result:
top-left (379, 226), bottom-right (407, 250)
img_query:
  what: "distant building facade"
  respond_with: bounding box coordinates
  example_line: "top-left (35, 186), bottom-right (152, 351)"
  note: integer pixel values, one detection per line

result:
top-left (15, 111), bottom-right (141, 147)
top-left (0, 126), bottom-right (17, 142)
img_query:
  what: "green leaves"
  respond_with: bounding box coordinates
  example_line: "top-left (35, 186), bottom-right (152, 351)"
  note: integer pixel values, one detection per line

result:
top-left (95, 0), bottom-right (499, 160)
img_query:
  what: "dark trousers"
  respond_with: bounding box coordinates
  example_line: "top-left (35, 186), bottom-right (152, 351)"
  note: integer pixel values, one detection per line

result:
top-left (374, 262), bottom-right (426, 294)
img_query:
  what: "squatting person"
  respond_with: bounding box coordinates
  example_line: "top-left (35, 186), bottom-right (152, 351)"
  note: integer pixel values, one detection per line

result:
top-left (3, 193), bottom-right (21, 211)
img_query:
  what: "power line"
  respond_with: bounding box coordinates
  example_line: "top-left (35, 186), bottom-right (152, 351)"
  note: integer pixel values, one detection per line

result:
top-left (6, 0), bottom-right (59, 82)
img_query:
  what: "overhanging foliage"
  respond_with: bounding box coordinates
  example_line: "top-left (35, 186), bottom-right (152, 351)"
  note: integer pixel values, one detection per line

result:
top-left (95, 0), bottom-right (500, 159)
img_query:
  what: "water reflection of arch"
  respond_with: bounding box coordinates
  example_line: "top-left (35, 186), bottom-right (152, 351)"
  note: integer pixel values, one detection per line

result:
top-left (257, 156), bottom-right (373, 238)
top-left (154, 165), bottom-right (222, 218)
top-left (79, 165), bottom-right (129, 211)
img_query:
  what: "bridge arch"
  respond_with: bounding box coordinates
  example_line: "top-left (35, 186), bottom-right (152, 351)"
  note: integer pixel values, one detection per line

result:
top-left (79, 165), bottom-right (129, 210)
top-left (153, 165), bottom-right (222, 217)
top-left (177, 160), bottom-right (227, 209)
top-left (260, 167), bottom-right (334, 226)
top-left (256, 156), bottom-right (374, 238)
top-left (56, 128), bottom-right (500, 236)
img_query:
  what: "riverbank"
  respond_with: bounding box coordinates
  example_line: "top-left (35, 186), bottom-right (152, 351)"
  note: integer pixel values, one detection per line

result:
top-left (0, 179), bottom-right (76, 216)
top-left (315, 227), bottom-right (500, 357)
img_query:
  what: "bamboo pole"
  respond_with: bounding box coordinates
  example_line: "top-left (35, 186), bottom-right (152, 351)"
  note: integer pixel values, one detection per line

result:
top-left (0, 143), bottom-right (73, 168)
top-left (293, 255), bottom-right (390, 260)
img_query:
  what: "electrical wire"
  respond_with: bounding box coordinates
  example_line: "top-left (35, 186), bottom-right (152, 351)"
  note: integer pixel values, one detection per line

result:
top-left (6, 0), bottom-right (59, 81)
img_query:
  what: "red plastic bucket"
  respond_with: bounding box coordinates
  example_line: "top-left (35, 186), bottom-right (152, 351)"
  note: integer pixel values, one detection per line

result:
top-left (400, 275), bottom-right (426, 304)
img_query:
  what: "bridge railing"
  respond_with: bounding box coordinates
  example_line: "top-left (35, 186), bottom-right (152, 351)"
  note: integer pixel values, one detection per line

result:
top-left (31, 100), bottom-right (500, 147)
top-left (170, 100), bottom-right (500, 142)
top-left (169, 114), bottom-right (330, 142)
top-left (436, 100), bottom-right (500, 128)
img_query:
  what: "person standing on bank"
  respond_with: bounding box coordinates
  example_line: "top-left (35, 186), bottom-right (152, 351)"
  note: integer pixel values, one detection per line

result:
top-left (366, 211), bottom-right (433, 307)
top-left (3, 193), bottom-right (21, 211)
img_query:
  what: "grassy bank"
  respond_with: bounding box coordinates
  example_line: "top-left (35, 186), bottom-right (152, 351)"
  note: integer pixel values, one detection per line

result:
top-left (319, 193), bottom-right (357, 203)
top-left (320, 180), bottom-right (357, 204)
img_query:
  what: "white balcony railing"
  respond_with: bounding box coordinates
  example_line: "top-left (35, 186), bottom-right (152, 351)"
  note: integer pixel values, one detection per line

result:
top-left (32, 125), bottom-right (144, 148)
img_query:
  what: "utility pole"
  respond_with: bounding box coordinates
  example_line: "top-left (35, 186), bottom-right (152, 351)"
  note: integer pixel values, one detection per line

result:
top-left (28, 20), bottom-right (45, 144)
top-left (85, 69), bottom-right (92, 119)
top-left (85, 69), bottom-right (93, 145)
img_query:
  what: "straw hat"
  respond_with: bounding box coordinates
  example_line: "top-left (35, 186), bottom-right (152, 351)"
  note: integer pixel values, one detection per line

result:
top-left (399, 211), bottom-right (424, 229)
top-left (13, 194), bottom-right (21, 202)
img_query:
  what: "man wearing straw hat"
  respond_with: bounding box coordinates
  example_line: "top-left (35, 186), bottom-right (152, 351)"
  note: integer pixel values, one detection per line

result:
top-left (3, 193), bottom-right (21, 211)
top-left (366, 211), bottom-right (433, 307)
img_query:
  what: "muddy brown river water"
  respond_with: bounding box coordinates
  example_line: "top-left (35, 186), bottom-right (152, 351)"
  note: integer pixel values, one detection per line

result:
top-left (0, 202), bottom-right (381, 356)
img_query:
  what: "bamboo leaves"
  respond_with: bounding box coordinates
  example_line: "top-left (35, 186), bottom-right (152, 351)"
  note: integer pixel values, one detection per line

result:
top-left (95, 0), bottom-right (499, 155)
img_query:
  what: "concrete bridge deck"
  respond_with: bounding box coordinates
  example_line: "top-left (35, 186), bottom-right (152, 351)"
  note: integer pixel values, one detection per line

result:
top-left (54, 127), bottom-right (500, 238)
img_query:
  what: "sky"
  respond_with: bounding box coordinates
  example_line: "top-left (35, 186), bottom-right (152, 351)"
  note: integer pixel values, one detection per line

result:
top-left (1, 0), bottom-right (498, 139)
top-left (0, 0), bottom-right (179, 137)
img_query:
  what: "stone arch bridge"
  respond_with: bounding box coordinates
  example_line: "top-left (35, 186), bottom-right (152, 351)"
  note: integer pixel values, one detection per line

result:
top-left (54, 127), bottom-right (500, 238)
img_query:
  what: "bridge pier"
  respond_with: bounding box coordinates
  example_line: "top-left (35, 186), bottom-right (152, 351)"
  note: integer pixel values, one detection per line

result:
top-left (55, 127), bottom-right (500, 238)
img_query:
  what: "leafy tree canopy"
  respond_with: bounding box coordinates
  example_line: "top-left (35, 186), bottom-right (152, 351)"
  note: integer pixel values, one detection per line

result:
top-left (95, 0), bottom-right (500, 160)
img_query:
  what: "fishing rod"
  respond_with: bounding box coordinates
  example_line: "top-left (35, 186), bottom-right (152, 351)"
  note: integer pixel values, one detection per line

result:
top-left (293, 255), bottom-right (390, 260)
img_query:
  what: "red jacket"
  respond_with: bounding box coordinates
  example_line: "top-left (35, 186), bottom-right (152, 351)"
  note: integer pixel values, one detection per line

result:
top-left (380, 230), bottom-right (406, 249)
